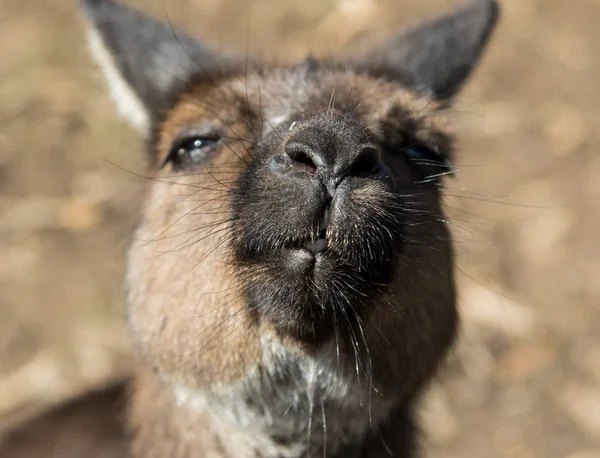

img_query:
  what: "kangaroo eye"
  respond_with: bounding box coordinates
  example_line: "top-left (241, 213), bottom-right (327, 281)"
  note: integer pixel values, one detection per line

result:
top-left (404, 145), bottom-right (454, 179)
top-left (162, 136), bottom-right (220, 170)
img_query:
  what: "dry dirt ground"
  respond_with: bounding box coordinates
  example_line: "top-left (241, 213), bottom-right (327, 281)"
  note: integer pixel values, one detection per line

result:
top-left (0, 0), bottom-right (599, 456)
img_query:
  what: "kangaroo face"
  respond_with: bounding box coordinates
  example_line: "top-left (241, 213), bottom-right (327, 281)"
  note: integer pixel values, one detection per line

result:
top-left (82, 0), bottom-right (498, 453)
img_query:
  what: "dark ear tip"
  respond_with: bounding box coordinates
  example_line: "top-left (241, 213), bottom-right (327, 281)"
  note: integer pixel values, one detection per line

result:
top-left (81, 0), bottom-right (105, 9)
top-left (460, 0), bottom-right (501, 52)
top-left (481, 0), bottom-right (501, 48)
top-left (81, 0), bottom-right (115, 6)
top-left (80, 0), bottom-right (117, 17)
top-left (485, 0), bottom-right (501, 25)
top-left (472, 0), bottom-right (501, 28)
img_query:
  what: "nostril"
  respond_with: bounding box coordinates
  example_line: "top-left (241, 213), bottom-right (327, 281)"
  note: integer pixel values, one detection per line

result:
top-left (291, 150), bottom-right (317, 173)
top-left (285, 143), bottom-right (318, 175)
top-left (349, 145), bottom-right (380, 178)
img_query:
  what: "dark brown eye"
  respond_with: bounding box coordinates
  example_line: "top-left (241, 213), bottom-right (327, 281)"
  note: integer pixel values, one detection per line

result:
top-left (161, 136), bottom-right (220, 170)
top-left (404, 145), bottom-right (454, 180)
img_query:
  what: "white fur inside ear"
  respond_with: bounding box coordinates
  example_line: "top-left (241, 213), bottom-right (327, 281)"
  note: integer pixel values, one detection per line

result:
top-left (85, 23), bottom-right (150, 134)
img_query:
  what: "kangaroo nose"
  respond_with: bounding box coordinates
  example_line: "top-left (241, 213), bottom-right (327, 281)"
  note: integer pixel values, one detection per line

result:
top-left (279, 140), bottom-right (381, 185)
top-left (268, 112), bottom-right (385, 190)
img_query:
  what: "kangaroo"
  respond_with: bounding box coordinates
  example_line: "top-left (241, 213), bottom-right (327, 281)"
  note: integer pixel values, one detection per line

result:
top-left (0, 0), bottom-right (499, 456)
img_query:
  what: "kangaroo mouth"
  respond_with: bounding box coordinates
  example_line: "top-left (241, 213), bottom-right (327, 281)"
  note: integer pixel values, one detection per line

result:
top-left (303, 238), bottom-right (327, 254)
top-left (232, 191), bottom-right (401, 340)
top-left (302, 206), bottom-right (329, 255)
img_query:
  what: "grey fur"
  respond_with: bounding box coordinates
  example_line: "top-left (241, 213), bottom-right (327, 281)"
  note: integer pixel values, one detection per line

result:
top-left (81, 0), bottom-right (234, 116)
top-left (353, 0), bottom-right (499, 99)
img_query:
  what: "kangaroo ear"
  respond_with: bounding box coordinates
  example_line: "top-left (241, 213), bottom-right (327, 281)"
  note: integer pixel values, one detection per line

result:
top-left (352, 0), bottom-right (500, 100)
top-left (81, 0), bottom-right (232, 134)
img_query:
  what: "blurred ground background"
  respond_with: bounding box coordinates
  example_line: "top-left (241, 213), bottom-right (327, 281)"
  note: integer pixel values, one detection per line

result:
top-left (0, 0), bottom-right (599, 456)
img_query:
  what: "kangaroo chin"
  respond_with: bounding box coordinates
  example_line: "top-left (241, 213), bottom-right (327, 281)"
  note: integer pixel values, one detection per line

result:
top-left (0, 1), bottom-right (500, 457)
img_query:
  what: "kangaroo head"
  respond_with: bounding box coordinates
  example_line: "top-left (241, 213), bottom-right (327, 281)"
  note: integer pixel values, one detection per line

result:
top-left (82, 0), bottom-right (499, 455)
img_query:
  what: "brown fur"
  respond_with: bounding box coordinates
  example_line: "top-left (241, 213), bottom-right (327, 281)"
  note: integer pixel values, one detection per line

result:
top-left (123, 64), bottom-right (458, 458)
top-left (131, 68), bottom-right (452, 387)
top-left (0, 0), bottom-right (500, 456)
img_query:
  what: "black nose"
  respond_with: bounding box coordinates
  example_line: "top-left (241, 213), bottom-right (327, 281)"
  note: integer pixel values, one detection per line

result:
top-left (268, 113), bottom-right (382, 190)
top-left (283, 141), bottom-right (380, 180)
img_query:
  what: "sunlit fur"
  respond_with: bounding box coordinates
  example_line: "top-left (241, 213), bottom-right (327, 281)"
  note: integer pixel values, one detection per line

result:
top-left (123, 64), bottom-right (458, 457)
top-left (74, 1), bottom-right (499, 457)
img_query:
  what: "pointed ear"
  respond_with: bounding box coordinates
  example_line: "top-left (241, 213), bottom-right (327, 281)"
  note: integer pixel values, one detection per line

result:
top-left (352, 0), bottom-right (500, 100)
top-left (81, 0), bottom-right (233, 134)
